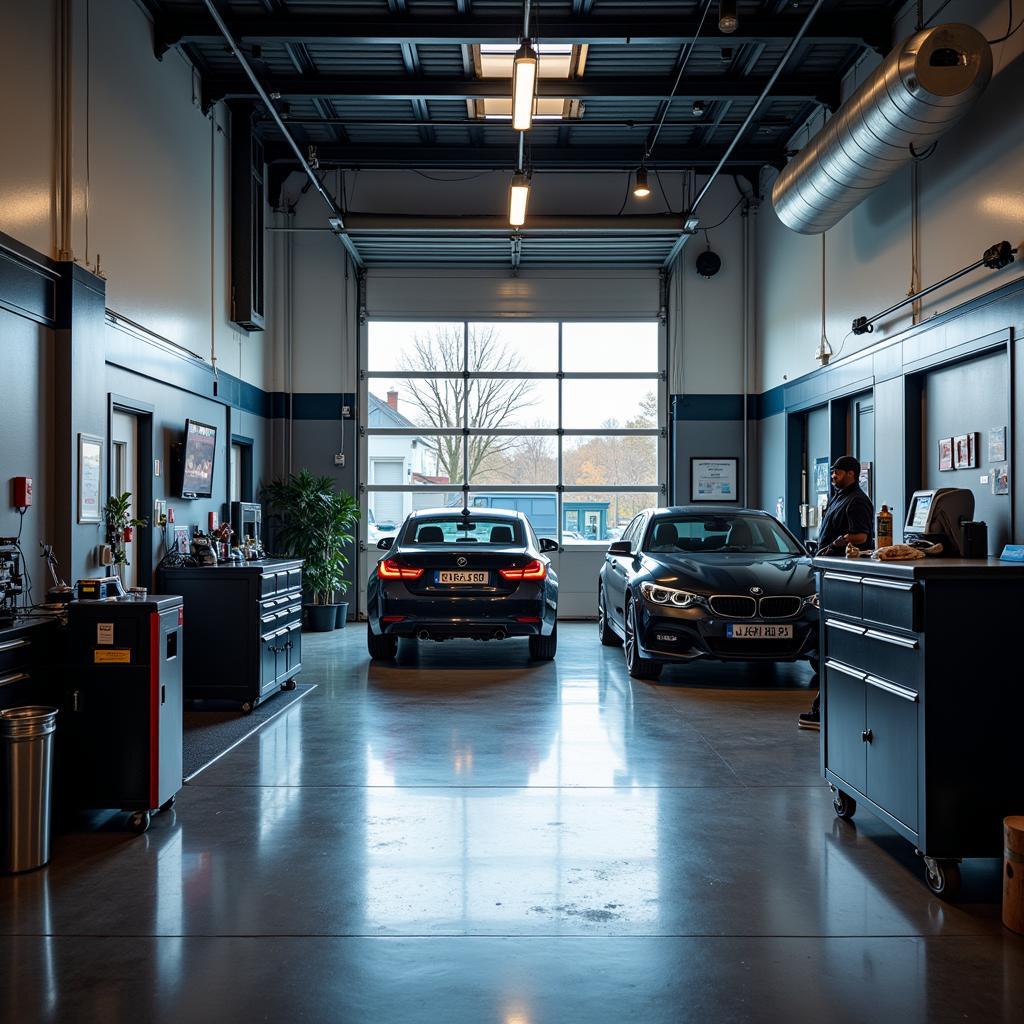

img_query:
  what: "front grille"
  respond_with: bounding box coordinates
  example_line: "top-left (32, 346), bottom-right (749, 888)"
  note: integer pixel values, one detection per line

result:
top-left (708, 595), bottom-right (756, 618)
top-left (758, 596), bottom-right (803, 618)
top-left (706, 638), bottom-right (804, 657)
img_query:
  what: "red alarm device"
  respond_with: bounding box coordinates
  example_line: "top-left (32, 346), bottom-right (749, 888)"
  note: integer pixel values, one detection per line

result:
top-left (13, 477), bottom-right (32, 508)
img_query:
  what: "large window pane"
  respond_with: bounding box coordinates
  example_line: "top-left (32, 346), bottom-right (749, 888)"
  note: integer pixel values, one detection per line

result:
top-left (563, 435), bottom-right (658, 487)
top-left (562, 379), bottom-right (658, 430)
top-left (368, 321), bottom-right (464, 372)
top-left (564, 491), bottom-right (660, 541)
top-left (467, 321), bottom-right (558, 372)
top-left (469, 492), bottom-right (559, 540)
top-left (467, 378), bottom-right (557, 429)
top-left (369, 379), bottom-right (465, 432)
top-left (369, 434), bottom-right (464, 489)
top-left (468, 433), bottom-right (557, 486)
top-left (562, 322), bottom-right (658, 373)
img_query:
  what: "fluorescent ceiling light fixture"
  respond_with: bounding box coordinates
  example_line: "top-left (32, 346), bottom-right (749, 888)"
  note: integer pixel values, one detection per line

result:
top-left (482, 97), bottom-right (568, 120)
top-left (509, 172), bottom-right (531, 226)
top-left (633, 167), bottom-right (651, 198)
top-left (718, 0), bottom-right (738, 34)
top-left (512, 39), bottom-right (538, 131)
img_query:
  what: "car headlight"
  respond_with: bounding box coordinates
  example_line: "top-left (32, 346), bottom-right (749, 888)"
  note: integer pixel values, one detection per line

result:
top-left (804, 593), bottom-right (820, 609)
top-left (640, 581), bottom-right (702, 608)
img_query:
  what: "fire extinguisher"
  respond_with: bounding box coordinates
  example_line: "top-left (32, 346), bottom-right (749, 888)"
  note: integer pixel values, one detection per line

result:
top-left (876, 504), bottom-right (893, 549)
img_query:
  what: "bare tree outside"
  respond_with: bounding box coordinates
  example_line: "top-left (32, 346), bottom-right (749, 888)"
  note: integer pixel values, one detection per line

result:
top-left (399, 325), bottom-right (539, 483)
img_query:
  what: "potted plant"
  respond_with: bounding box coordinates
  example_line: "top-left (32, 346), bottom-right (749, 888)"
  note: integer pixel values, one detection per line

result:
top-left (264, 470), bottom-right (360, 632)
top-left (104, 491), bottom-right (148, 583)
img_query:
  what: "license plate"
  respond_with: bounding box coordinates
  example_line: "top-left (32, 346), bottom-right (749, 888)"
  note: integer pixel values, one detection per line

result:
top-left (437, 571), bottom-right (488, 585)
top-left (726, 623), bottom-right (793, 639)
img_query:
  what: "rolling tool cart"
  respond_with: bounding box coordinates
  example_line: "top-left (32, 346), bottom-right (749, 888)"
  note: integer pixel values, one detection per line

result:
top-left (63, 596), bottom-right (183, 834)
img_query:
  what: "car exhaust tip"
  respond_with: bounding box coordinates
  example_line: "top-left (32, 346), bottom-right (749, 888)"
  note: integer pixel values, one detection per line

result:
top-left (416, 629), bottom-right (431, 641)
top-left (492, 628), bottom-right (507, 640)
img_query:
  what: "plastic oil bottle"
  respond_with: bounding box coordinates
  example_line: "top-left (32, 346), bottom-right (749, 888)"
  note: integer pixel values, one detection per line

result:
top-left (877, 504), bottom-right (893, 549)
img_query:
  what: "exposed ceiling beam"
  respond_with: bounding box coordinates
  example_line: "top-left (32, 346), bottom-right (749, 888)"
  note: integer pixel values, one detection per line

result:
top-left (343, 214), bottom-right (685, 232)
top-left (154, 13), bottom-right (889, 52)
top-left (263, 142), bottom-right (784, 170)
top-left (205, 74), bottom-right (836, 104)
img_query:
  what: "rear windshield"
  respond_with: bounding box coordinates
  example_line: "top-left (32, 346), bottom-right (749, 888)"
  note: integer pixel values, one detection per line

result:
top-left (645, 514), bottom-right (802, 555)
top-left (405, 517), bottom-right (524, 546)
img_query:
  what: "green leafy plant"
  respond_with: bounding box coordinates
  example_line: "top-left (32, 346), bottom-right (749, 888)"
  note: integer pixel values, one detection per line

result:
top-left (104, 491), bottom-right (148, 567)
top-left (264, 470), bottom-right (360, 604)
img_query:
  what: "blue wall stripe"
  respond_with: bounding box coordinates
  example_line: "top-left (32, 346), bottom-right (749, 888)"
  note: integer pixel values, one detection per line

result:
top-left (672, 394), bottom-right (744, 421)
top-left (289, 393), bottom-right (358, 420)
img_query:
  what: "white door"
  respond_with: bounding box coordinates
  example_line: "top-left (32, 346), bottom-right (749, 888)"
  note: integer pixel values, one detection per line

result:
top-left (111, 411), bottom-right (139, 588)
top-left (371, 461), bottom-right (404, 526)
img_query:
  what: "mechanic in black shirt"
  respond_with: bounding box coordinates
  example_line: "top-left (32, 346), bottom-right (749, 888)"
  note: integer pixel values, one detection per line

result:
top-left (798, 455), bottom-right (875, 730)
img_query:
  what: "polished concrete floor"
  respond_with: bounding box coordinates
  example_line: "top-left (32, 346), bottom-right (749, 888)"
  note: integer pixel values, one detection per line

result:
top-left (2, 624), bottom-right (1022, 1022)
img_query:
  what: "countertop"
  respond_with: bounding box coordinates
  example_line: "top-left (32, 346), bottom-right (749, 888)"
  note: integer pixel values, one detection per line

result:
top-left (812, 555), bottom-right (1024, 579)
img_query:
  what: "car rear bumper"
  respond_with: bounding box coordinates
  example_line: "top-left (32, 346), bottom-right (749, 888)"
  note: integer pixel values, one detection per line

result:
top-left (636, 604), bottom-right (819, 663)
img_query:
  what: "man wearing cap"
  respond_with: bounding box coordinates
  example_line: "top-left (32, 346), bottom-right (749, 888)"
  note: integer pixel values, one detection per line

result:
top-left (798, 455), bottom-right (874, 730)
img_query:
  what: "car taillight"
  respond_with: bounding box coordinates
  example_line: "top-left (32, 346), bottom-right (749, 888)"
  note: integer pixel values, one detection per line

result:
top-left (499, 559), bottom-right (546, 581)
top-left (377, 559), bottom-right (424, 580)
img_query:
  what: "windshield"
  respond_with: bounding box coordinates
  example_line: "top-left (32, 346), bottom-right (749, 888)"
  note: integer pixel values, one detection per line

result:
top-left (404, 517), bottom-right (524, 546)
top-left (644, 514), bottom-right (803, 556)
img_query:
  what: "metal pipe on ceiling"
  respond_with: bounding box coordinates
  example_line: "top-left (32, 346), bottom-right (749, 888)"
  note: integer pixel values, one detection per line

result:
top-left (199, 0), bottom-right (364, 268)
top-left (771, 23), bottom-right (992, 235)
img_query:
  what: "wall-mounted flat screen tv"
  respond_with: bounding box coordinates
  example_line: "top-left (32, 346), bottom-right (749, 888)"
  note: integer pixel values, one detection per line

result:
top-left (181, 419), bottom-right (217, 499)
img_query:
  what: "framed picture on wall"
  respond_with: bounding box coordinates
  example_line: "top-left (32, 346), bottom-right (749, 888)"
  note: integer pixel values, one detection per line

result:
top-left (953, 434), bottom-right (975, 470)
top-left (938, 438), bottom-right (954, 472)
top-left (814, 457), bottom-right (830, 497)
top-left (992, 463), bottom-right (1009, 496)
top-left (988, 426), bottom-right (1007, 463)
top-left (690, 457), bottom-right (739, 502)
top-left (77, 433), bottom-right (103, 524)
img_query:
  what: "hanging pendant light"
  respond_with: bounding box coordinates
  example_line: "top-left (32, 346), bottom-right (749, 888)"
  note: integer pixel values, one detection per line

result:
top-left (633, 166), bottom-right (651, 198)
top-left (718, 0), bottom-right (738, 34)
top-left (512, 39), bottom-right (538, 131)
top-left (509, 171), bottom-right (531, 226)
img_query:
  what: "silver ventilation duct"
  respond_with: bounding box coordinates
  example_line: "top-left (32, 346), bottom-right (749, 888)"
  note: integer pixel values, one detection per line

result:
top-left (772, 23), bottom-right (992, 235)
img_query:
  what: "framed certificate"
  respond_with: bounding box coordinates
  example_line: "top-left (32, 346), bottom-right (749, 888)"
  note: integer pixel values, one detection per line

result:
top-left (690, 457), bottom-right (739, 503)
top-left (78, 433), bottom-right (103, 524)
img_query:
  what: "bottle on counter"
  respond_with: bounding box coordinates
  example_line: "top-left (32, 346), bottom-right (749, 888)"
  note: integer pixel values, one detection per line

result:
top-left (877, 504), bottom-right (893, 549)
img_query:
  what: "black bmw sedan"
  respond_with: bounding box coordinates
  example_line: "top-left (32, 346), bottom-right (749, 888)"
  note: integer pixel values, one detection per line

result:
top-left (366, 507), bottom-right (560, 661)
top-left (597, 506), bottom-right (819, 681)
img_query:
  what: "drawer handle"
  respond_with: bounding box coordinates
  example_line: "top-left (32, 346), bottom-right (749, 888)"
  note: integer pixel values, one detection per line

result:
top-left (0, 671), bottom-right (30, 688)
top-left (864, 629), bottom-right (918, 650)
top-left (863, 578), bottom-right (915, 593)
top-left (862, 729), bottom-right (873, 743)
top-left (823, 572), bottom-right (862, 584)
top-left (825, 659), bottom-right (866, 682)
top-left (826, 619), bottom-right (866, 636)
top-left (0, 638), bottom-right (30, 653)
top-left (866, 675), bottom-right (918, 702)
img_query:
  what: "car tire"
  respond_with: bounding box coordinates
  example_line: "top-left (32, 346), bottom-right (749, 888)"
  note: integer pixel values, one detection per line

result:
top-left (367, 630), bottom-right (398, 661)
top-left (597, 585), bottom-right (622, 647)
top-left (624, 596), bottom-right (662, 681)
top-left (529, 625), bottom-right (557, 661)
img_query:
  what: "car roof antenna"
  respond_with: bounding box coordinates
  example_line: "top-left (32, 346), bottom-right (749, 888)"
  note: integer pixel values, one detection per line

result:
top-left (461, 504), bottom-right (471, 517)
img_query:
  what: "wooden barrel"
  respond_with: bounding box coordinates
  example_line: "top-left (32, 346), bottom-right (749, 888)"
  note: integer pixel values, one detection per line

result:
top-left (1004, 816), bottom-right (1024, 934)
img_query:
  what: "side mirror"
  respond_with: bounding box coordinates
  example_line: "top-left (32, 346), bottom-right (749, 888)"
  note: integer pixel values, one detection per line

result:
top-left (804, 540), bottom-right (818, 555)
top-left (377, 536), bottom-right (394, 550)
top-left (539, 537), bottom-right (559, 553)
top-left (608, 540), bottom-right (632, 556)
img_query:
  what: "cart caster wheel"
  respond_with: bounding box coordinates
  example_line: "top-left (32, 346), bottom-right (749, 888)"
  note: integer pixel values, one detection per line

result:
top-left (241, 701), bottom-right (255, 714)
top-left (924, 858), bottom-right (961, 900)
top-left (832, 790), bottom-right (857, 820)
top-left (129, 811), bottom-right (151, 835)
top-left (159, 796), bottom-right (175, 813)
top-left (282, 679), bottom-right (297, 691)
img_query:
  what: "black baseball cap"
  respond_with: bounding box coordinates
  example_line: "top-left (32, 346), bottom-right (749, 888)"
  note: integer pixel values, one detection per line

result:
top-left (830, 455), bottom-right (860, 474)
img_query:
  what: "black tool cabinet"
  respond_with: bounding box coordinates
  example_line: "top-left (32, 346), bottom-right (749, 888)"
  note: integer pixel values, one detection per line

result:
top-left (0, 617), bottom-right (59, 711)
top-left (814, 556), bottom-right (1024, 899)
top-left (158, 559), bottom-right (303, 712)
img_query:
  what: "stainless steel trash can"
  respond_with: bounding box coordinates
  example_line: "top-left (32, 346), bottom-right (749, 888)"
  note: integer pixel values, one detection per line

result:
top-left (1, 706), bottom-right (58, 873)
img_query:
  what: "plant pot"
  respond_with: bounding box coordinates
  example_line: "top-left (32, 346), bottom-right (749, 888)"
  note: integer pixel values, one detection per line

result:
top-left (306, 604), bottom-right (337, 632)
top-left (334, 602), bottom-right (349, 628)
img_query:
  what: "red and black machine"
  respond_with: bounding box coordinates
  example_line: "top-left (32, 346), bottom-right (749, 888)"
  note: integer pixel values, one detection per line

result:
top-left (63, 595), bottom-right (183, 833)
